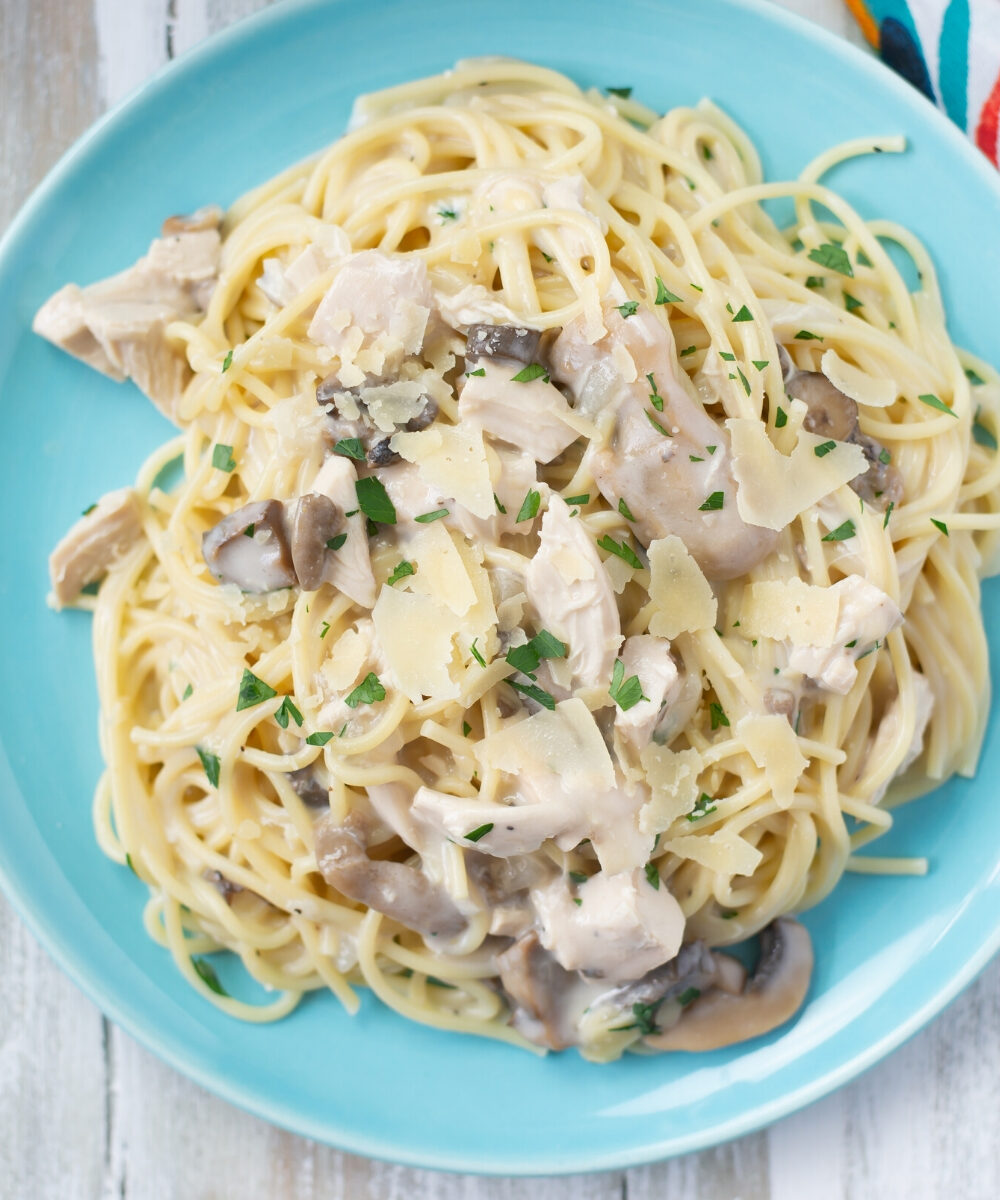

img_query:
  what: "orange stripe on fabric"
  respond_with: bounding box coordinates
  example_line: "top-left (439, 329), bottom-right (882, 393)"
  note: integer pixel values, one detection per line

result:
top-left (844, 0), bottom-right (880, 48)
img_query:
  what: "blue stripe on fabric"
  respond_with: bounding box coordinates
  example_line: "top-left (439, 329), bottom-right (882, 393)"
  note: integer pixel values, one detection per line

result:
top-left (939, 0), bottom-right (971, 129)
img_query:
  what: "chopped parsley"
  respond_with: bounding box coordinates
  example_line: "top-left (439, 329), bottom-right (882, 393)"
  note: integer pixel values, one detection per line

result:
top-left (467, 367), bottom-right (486, 377)
top-left (918, 393), bottom-right (957, 418)
top-left (236, 668), bottom-right (277, 711)
top-left (644, 861), bottom-right (660, 890)
top-left (192, 958), bottom-right (229, 996)
top-left (822, 519), bottom-right (856, 542)
top-left (182, 684), bottom-right (193, 700)
top-left (805, 275), bottom-right (824, 289)
top-left (774, 407), bottom-right (788, 429)
top-left (720, 910), bottom-right (738, 920)
top-left (731, 304), bottom-right (753, 322)
top-left (646, 409), bottom-right (670, 436)
top-left (510, 363), bottom-right (549, 383)
top-left (609, 658), bottom-right (649, 712)
top-left (196, 747), bottom-right (220, 788)
top-left (597, 534), bottom-right (642, 569)
top-left (274, 696), bottom-right (303, 729)
top-left (654, 276), bottom-right (682, 304)
top-left (879, 447), bottom-right (892, 465)
top-left (564, 493), bottom-right (590, 506)
top-left (931, 518), bottom-right (949, 536)
top-left (326, 533), bottom-right (347, 551)
top-left (752, 359), bottom-right (769, 371)
top-left (794, 330), bottom-right (823, 341)
top-left (387, 560), bottom-right (415, 586)
top-left (606, 85), bottom-right (633, 98)
top-left (516, 488), bottom-right (542, 523)
top-left (807, 242), bottom-right (854, 277)
top-left (470, 639), bottom-right (486, 668)
top-left (464, 823), bottom-right (494, 843)
top-left (736, 367), bottom-right (751, 396)
top-left (974, 415), bottom-right (998, 450)
top-left (698, 491), bottom-right (724, 511)
top-left (569, 871), bottom-right (588, 885)
top-left (505, 629), bottom-right (567, 678)
top-left (814, 440), bottom-right (837, 457)
top-left (709, 703), bottom-right (729, 730)
top-left (844, 292), bottom-right (864, 312)
top-left (617, 300), bottom-right (640, 319)
top-left (647, 372), bottom-right (664, 410)
top-left (883, 501), bottom-right (894, 530)
top-left (706, 444), bottom-right (717, 455)
top-left (677, 987), bottom-right (702, 1006)
top-left (494, 492), bottom-right (507, 514)
top-left (857, 640), bottom-right (881, 661)
top-left (618, 497), bottom-right (635, 521)
top-left (611, 1002), bottom-right (659, 1036)
top-left (334, 438), bottom-right (366, 461)
top-left (462, 721), bottom-right (472, 738)
top-left (572, 897), bottom-right (583, 907)
top-left (719, 351), bottom-right (736, 362)
top-left (243, 523), bottom-right (255, 538)
top-left (414, 507), bottom-right (449, 523)
top-left (679, 345), bottom-right (697, 358)
top-left (344, 672), bottom-right (386, 708)
top-left (688, 792), bottom-right (719, 820)
top-left (966, 367), bottom-right (986, 386)
top-left (306, 731), bottom-right (334, 746)
top-left (82, 502), bottom-right (97, 516)
top-left (354, 476), bottom-right (396, 525)
top-left (438, 208), bottom-right (458, 221)
top-left (221, 350), bottom-right (233, 373)
top-left (689, 454), bottom-right (703, 463)
top-left (507, 679), bottom-right (556, 710)
top-left (211, 443), bottom-right (236, 472)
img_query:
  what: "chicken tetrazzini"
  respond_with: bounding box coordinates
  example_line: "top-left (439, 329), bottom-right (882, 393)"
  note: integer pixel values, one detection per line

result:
top-left (37, 60), bottom-right (1000, 1059)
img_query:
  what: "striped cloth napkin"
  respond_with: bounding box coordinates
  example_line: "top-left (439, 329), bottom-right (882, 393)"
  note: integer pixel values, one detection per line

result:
top-left (845, 0), bottom-right (1000, 164)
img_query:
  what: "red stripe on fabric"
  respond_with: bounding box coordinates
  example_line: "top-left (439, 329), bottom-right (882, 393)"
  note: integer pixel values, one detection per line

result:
top-left (976, 70), bottom-right (1000, 166)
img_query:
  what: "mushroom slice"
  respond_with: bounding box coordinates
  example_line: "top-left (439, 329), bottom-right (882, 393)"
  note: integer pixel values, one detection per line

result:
top-left (496, 930), bottom-right (581, 1050)
top-left (49, 487), bottom-right (144, 608)
top-left (204, 869), bottom-right (245, 903)
top-left (314, 812), bottom-right (466, 939)
top-left (287, 492), bottom-right (341, 591)
top-left (644, 917), bottom-right (813, 1051)
top-left (465, 323), bottom-right (541, 366)
top-left (201, 499), bottom-right (296, 592)
top-left (286, 766), bottom-right (329, 809)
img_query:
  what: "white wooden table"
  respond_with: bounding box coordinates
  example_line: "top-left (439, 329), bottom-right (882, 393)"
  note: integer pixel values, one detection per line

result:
top-left (3, 2), bottom-right (999, 1196)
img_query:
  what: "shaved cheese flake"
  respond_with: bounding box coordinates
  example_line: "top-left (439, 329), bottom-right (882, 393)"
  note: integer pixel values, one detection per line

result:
top-left (480, 698), bottom-right (615, 792)
top-left (372, 586), bottom-right (459, 703)
top-left (320, 626), bottom-right (370, 691)
top-left (664, 831), bottom-right (763, 877)
top-left (648, 535), bottom-right (717, 638)
top-left (735, 714), bottom-right (808, 808)
top-left (728, 419), bottom-right (867, 531)
top-left (638, 745), bottom-right (704, 833)
top-left (358, 380), bottom-right (428, 432)
top-left (742, 578), bottom-right (839, 646)
top-left (407, 520), bottom-right (476, 616)
top-left (820, 349), bottom-right (897, 409)
top-left (391, 423), bottom-right (494, 519)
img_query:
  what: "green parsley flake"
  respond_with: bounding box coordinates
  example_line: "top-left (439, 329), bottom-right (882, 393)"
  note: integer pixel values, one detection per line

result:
top-left (597, 534), bottom-right (642, 570)
top-left (814, 440), bottom-right (837, 458)
top-left (609, 658), bottom-right (649, 712)
top-left (966, 367), bottom-right (986, 386)
top-left (644, 861), bottom-right (660, 890)
top-left (334, 438), bottom-right (366, 461)
top-left (618, 497), bottom-right (635, 521)
top-left (506, 630), bottom-right (567, 679)
top-left (467, 367), bottom-right (486, 377)
top-left (844, 292), bottom-right (864, 312)
top-left (274, 696), bottom-right (303, 729)
top-left (306, 731), bottom-right (334, 746)
top-left (606, 85), bottom-right (632, 98)
top-left (879, 447), bottom-right (891, 465)
top-left (354, 476), bottom-right (396, 525)
top-left (752, 359), bottom-right (769, 371)
top-left (654, 276), bottom-right (682, 304)
top-left (720, 910), bottom-right (738, 920)
top-left (706, 444), bottom-right (717, 455)
top-left (470, 638), bottom-right (487, 668)
top-left (494, 492), bottom-right (507, 514)
top-left (883, 501), bottom-right (894, 530)
top-left (319, 621), bottom-right (331, 640)
top-left (646, 409), bottom-right (671, 436)
top-left (387, 560), bottom-right (415, 586)
top-left (931, 518), bottom-right (949, 536)
top-left (326, 533), bottom-right (347, 551)
top-left (507, 679), bottom-right (556, 710)
top-left (795, 330), bottom-right (824, 341)
top-left (807, 242), bottom-right (854, 277)
top-left (438, 208), bottom-right (458, 221)
top-left (569, 871), bottom-right (588, 884)
top-left (709, 703), bottom-right (729, 730)
top-left (617, 300), bottom-right (640, 318)
top-left (822, 519), bottom-right (856, 542)
top-left (510, 363), bottom-right (549, 383)
top-left (464, 823), bottom-right (494, 842)
top-left (182, 684), bottom-right (193, 700)
top-left (737, 367), bottom-right (751, 397)
top-left (221, 350), bottom-right (233, 373)
top-left (698, 491), bottom-right (724, 512)
top-left (242, 523), bottom-right (255, 539)
top-left (774, 407), bottom-right (788, 428)
top-left (805, 276), bottom-right (824, 289)
top-left (236, 668), bottom-right (277, 711)
top-left (192, 958), bottom-right (229, 996)
top-left (82, 503), bottom-right (97, 516)
top-left (564, 493), bottom-right (590, 506)
top-left (974, 417), bottom-right (998, 450)
top-left (572, 897), bottom-right (583, 907)
top-left (731, 304), bottom-right (753, 322)
top-left (918, 393), bottom-right (957, 418)
top-left (516, 489), bottom-right (541, 522)
top-left (677, 987), bottom-right (702, 1006)
top-left (679, 345), bottom-right (697, 357)
top-left (462, 721), bottom-right (472, 738)
top-left (196, 747), bottom-right (220, 788)
top-left (211, 443), bottom-right (236, 472)
top-left (647, 372), bottom-right (664, 410)
top-left (345, 672), bottom-right (386, 708)
top-left (689, 454), bottom-right (704, 463)
top-left (688, 792), bottom-right (719, 819)
top-left (719, 351), bottom-right (736, 362)
top-left (414, 508), bottom-right (449, 523)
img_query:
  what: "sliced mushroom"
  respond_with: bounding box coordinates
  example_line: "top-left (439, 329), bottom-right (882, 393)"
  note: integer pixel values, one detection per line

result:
top-left (287, 766), bottom-right (328, 808)
top-left (201, 500), bottom-right (296, 592)
top-left (496, 930), bottom-right (580, 1050)
top-left (161, 204), bottom-right (223, 235)
top-left (780, 347), bottom-right (902, 511)
top-left (204, 869), bottom-right (245, 903)
top-left (590, 940), bottom-right (745, 1024)
top-left (287, 492), bottom-right (341, 591)
top-left (367, 437), bottom-right (400, 467)
top-left (764, 688), bottom-right (796, 722)
top-left (644, 917), bottom-right (813, 1051)
top-left (466, 323), bottom-right (541, 366)
top-left (314, 812), bottom-right (467, 939)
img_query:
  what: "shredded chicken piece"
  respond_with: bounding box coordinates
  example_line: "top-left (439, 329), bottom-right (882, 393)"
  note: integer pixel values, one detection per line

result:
top-left (49, 488), bottom-right (143, 608)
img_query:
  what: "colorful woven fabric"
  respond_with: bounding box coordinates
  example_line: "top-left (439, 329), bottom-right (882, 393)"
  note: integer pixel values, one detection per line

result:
top-left (845, 0), bottom-right (1000, 163)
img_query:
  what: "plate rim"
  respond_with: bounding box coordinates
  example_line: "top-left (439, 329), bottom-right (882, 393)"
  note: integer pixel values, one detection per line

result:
top-left (3, 0), bottom-right (1000, 1174)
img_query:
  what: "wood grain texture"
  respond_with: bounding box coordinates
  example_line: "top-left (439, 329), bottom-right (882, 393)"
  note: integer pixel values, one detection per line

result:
top-left (1, 1), bottom-right (998, 1198)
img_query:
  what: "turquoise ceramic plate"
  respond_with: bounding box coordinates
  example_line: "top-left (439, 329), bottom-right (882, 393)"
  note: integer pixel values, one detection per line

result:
top-left (2, 0), bottom-right (1000, 1175)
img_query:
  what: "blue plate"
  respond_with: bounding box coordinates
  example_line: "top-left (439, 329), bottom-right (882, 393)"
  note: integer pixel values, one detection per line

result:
top-left (2, 0), bottom-right (1000, 1175)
